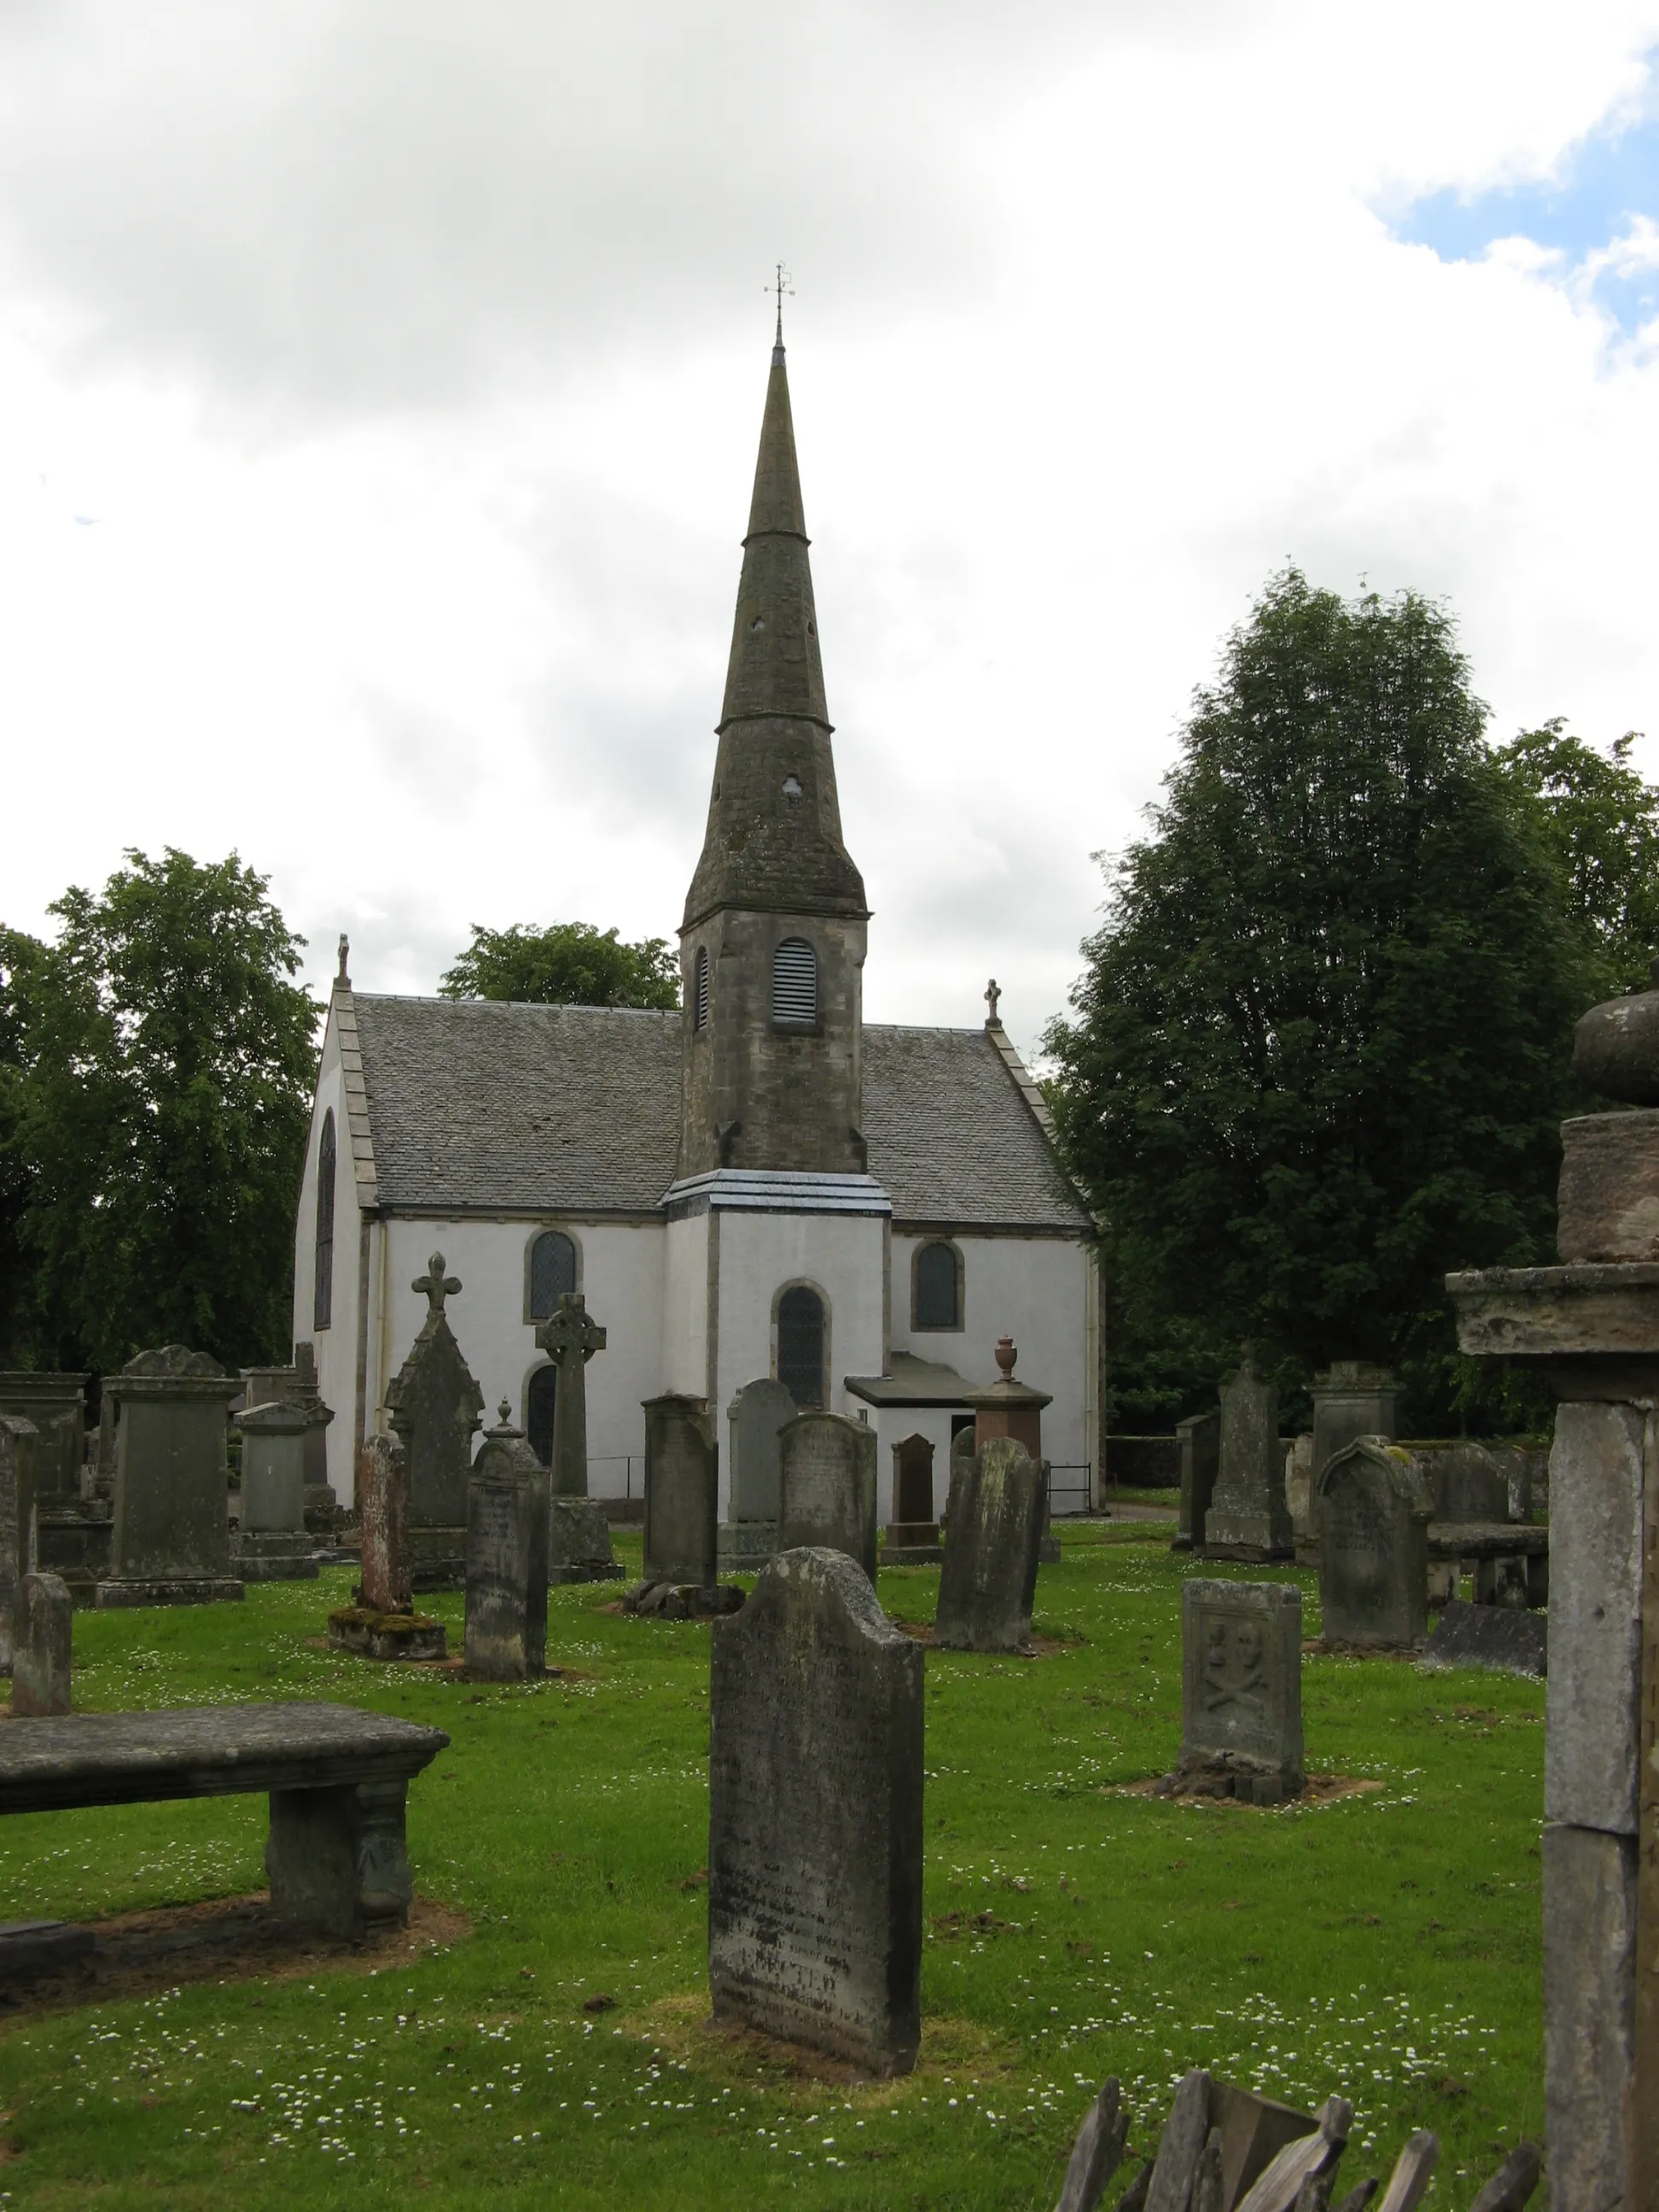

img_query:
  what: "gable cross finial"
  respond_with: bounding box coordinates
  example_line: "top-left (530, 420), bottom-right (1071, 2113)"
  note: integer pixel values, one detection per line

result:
top-left (337, 934), bottom-right (351, 985)
top-left (985, 977), bottom-right (1002, 1027)
top-left (768, 262), bottom-right (795, 347)
top-left (412, 1250), bottom-right (462, 1315)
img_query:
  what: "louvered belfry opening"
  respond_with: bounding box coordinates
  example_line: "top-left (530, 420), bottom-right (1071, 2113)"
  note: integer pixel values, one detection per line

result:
top-left (694, 946), bottom-right (709, 1030)
top-left (771, 937), bottom-right (817, 1027)
top-left (777, 1284), bottom-right (826, 1408)
top-left (313, 1110), bottom-right (336, 1331)
top-left (529, 1230), bottom-right (577, 1319)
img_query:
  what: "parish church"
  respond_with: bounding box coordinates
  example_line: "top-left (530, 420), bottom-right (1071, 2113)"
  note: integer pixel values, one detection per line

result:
top-left (291, 328), bottom-right (1100, 1531)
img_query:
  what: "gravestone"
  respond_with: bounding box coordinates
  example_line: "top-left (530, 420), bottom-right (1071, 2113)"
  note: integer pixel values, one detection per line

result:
top-left (1203, 1356), bottom-right (1292, 1559)
top-left (1426, 1441), bottom-right (1511, 1524)
top-left (1283, 1434), bottom-right (1315, 1548)
top-left (288, 1342), bottom-right (338, 1528)
top-left (1308, 1363), bottom-right (1399, 1547)
top-left (777, 1413), bottom-right (878, 1580)
top-left (719, 1377), bottom-right (795, 1572)
top-left (357, 1432), bottom-right (411, 1615)
top-left (1317, 1438), bottom-right (1434, 1649)
top-left (12, 1574), bottom-right (72, 1716)
top-left (1173, 1410), bottom-right (1220, 1551)
top-left (642, 1395), bottom-right (719, 1590)
top-left (466, 1403), bottom-right (550, 1681)
top-left (708, 1546), bottom-right (923, 2075)
top-left (97, 1347), bottom-right (243, 1608)
top-left (1170, 1579), bottom-right (1303, 1803)
top-left (536, 1292), bottom-right (606, 1500)
top-left (0, 1374), bottom-right (87, 1511)
top-left (231, 1399), bottom-right (317, 1581)
top-left (1421, 1597), bottom-right (1547, 1679)
top-left (0, 1417), bottom-right (38, 1676)
top-left (934, 1438), bottom-right (1047, 1653)
top-left (384, 1254), bottom-right (484, 1589)
top-left (884, 1432), bottom-right (944, 1564)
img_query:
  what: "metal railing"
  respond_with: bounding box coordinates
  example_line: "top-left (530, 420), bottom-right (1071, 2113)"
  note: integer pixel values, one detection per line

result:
top-left (1047, 1463), bottom-right (1093, 1517)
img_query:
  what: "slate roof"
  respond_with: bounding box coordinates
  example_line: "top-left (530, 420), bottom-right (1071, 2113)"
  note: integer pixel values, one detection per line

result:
top-left (348, 996), bottom-right (1090, 1232)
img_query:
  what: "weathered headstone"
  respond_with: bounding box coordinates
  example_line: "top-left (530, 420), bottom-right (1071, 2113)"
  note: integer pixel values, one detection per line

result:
top-left (708, 1546), bottom-right (923, 2075)
top-left (231, 1399), bottom-right (318, 1581)
top-left (1169, 1579), bottom-right (1303, 1803)
top-left (934, 1437), bottom-right (1047, 1652)
top-left (288, 1342), bottom-right (338, 1528)
top-left (384, 1254), bottom-right (484, 1589)
top-left (356, 1432), bottom-right (410, 1615)
top-left (0, 1374), bottom-right (86, 1511)
top-left (466, 1403), bottom-right (550, 1681)
top-left (535, 1292), bottom-right (606, 1499)
top-left (12, 1574), bottom-right (72, 1716)
top-left (963, 1336), bottom-right (1051, 1458)
top-left (1421, 1597), bottom-right (1547, 1679)
top-left (0, 1417), bottom-right (38, 1675)
top-left (1317, 1438), bottom-right (1434, 1649)
top-left (1283, 1433), bottom-right (1315, 1549)
top-left (777, 1413), bottom-right (878, 1580)
top-left (719, 1377), bottom-right (795, 1571)
top-left (97, 1347), bottom-right (243, 1608)
top-left (1307, 1362), bottom-right (1399, 1550)
top-left (1173, 1410), bottom-right (1220, 1551)
top-left (642, 1394), bottom-right (719, 1589)
top-left (1425, 1441), bottom-right (1511, 1524)
top-left (1203, 1355), bottom-right (1292, 1559)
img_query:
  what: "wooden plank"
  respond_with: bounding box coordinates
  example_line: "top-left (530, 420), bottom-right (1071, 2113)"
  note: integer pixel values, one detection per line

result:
top-left (1235, 2098), bottom-right (1353, 2212)
top-left (1144, 2070), bottom-right (1211, 2212)
top-left (1372, 2131), bottom-right (1437, 2212)
top-left (1054, 2077), bottom-right (1127, 2212)
top-left (1466, 2141), bottom-right (1542, 2212)
top-left (1330, 2186), bottom-right (1377, 2212)
top-left (1638, 1406), bottom-right (1659, 2211)
top-left (1190, 2128), bottom-right (1225, 2212)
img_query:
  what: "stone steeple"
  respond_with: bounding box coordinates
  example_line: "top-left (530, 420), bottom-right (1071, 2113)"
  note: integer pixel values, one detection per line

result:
top-left (683, 336), bottom-right (868, 930)
top-left (676, 336), bottom-right (871, 1181)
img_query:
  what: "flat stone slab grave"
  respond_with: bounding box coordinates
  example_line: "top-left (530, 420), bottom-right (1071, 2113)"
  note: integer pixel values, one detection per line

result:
top-left (0, 1703), bottom-right (448, 1941)
top-left (1421, 1597), bottom-right (1547, 1679)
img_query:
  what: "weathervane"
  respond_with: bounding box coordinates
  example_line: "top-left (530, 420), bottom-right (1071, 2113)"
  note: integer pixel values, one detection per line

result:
top-left (768, 262), bottom-right (795, 346)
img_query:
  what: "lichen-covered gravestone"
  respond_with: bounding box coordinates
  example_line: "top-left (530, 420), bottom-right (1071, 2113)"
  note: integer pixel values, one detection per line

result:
top-left (466, 1403), bottom-right (550, 1681)
top-left (1173, 1409), bottom-right (1220, 1551)
top-left (708, 1547), bottom-right (923, 2075)
top-left (535, 1295), bottom-right (620, 1585)
top-left (232, 1399), bottom-right (318, 1581)
top-left (1170, 1579), bottom-right (1303, 1803)
top-left (719, 1377), bottom-right (795, 1572)
top-left (934, 1438), bottom-right (1047, 1653)
top-left (777, 1413), bottom-right (877, 1580)
top-left (12, 1573), bottom-right (72, 1716)
top-left (0, 1374), bottom-right (86, 1512)
top-left (641, 1394), bottom-right (719, 1588)
top-left (385, 1254), bottom-right (484, 1589)
top-left (1317, 1438), bottom-right (1434, 1649)
top-left (0, 1416), bottom-right (38, 1675)
top-left (357, 1432), bottom-right (410, 1615)
top-left (1203, 1355), bottom-right (1293, 1559)
top-left (98, 1347), bottom-right (244, 1608)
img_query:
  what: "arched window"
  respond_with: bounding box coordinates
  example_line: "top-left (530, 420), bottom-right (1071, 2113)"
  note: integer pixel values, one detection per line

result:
top-left (529, 1231), bottom-right (578, 1320)
top-left (312, 1111), bottom-right (336, 1331)
top-left (777, 1284), bottom-right (827, 1409)
top-left (914, 1240), bottom-right (961, 1330)
top-left (527, 1365), bottom-right (558, 1468)
top-left (693, 946), bottom-right (709, 1030)
top-left (771, 937), bottom-right (817, 1027)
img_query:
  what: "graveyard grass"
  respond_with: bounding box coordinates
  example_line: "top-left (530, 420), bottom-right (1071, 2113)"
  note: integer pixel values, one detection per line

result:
top-left (0, 1526), bottom-right (1542, 2208)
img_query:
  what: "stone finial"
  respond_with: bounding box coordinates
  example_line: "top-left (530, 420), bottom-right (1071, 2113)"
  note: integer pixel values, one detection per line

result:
top-left (1572, 958), bottom-right (1659, 1105)
top-left (497, 1397), bottom-right (512, 1427)
top-left (985, 977), bottom-right (1001, 1027)
top-left (336, 934), bottom-right (351, 986)
top-left (294, 1342), bottom-right (317, 1389)
top-left (994, 1335), bottom-right (1016, 1380)
top-left (412, 1253), bottom-right (462, 1314)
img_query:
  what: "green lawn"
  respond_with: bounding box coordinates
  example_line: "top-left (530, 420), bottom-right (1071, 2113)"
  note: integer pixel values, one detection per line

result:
top-left (0, 1526), bottom-right (1543, 2208)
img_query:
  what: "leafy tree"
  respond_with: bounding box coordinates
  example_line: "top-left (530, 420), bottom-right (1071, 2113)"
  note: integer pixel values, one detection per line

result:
top-left (0, 928), bottom-right (52, 1364)
top-left (1046, 571), bottom-right (1587, 1435)
top-left (439, 921), bottom-right (679, 1010)
top-left (1492, 722), bottom-right (1659, 997)
top-left (9, 849), bottom-right (317, 1373)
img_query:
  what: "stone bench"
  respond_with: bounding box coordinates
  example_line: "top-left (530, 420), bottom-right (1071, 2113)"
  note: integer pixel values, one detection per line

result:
top-left (1428, 1520), bottom-right (1549, 1607)
top-left (0, 1703), bottom-right (448, 1940)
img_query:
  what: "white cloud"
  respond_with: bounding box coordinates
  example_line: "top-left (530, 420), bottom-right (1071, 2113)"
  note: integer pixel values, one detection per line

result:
top-left (2, 0), bottom-right (1659, 1058)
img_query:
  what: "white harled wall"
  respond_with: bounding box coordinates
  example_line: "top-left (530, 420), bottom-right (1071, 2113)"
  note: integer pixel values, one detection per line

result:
top-left (292, 1023), bottom-right (360, 1502)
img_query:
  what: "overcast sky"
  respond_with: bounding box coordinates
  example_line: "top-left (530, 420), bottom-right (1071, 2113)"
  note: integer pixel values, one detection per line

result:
top-left (4, 1), bottom-right (1659, 1061)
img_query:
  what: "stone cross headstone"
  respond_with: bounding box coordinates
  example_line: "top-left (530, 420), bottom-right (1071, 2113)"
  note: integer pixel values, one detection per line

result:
top-left (0, 1417), bottom-right (38, 1676)
top-left (1316, 1438), bottom-right (1434, 1648)
top-left (642, 1395), bottom-right (719, 1588)
top-left (0, 1374), bottom-right (87, 1511)
top-left (1204, 1355), bottom-right (1292, 1558)
top-left (466, 1402), bottom-right (550, 1681)
top-left (535, 1292), bottom-right (607, 1500)
top-left (385, 1253), bottom-right (485, 1531)
top-left (1174, 1410), bottom-right (1220, 1551)
top-left (12, 1573), bottom-right (72, 1716)
top-left (777, 1413), bottom-right (878, 1580)
top-left (934, 1437), bottom-right (1047, 1652)
top-left (232, 1399), bottom-right (317, 1581)
top-left (357, 1431), bottom-right (410, 1615)
top-left (708, 1546), bottom-right (923, 2075)
top-left (1174, 1579), bottom-right (1303, 1803)
top-left (99, 1347), bottom-right (244, 1607)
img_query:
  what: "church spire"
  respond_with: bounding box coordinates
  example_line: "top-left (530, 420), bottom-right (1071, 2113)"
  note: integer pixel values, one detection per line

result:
top-left (682, 335), bottom-right (867, 931)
